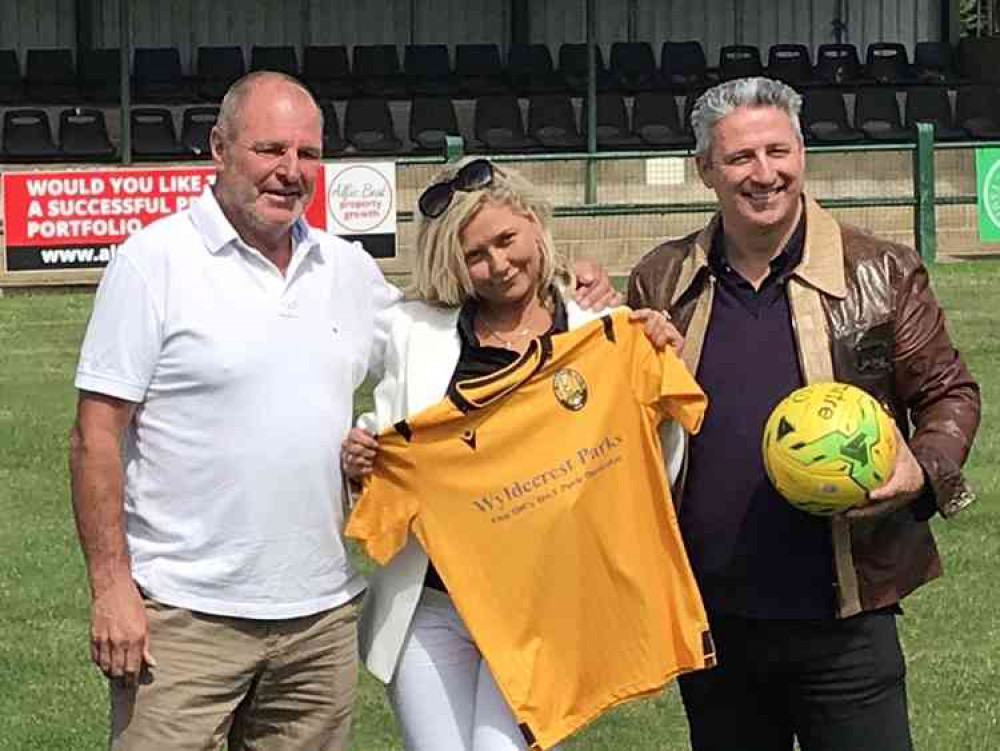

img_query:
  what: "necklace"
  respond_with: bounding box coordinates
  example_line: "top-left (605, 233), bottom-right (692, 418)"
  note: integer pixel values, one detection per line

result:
top-left (478, 318), bottom-right (537, 350)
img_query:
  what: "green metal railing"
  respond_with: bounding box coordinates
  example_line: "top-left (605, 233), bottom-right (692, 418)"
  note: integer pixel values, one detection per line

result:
top-left (396, 127), bottom-right (998, 265)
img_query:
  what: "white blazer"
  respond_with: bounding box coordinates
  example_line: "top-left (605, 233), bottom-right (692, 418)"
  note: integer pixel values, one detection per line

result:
top-left (356, 295), bottom-right (684, 684)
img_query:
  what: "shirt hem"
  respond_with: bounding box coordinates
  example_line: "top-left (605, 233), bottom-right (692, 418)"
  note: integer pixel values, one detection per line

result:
top-left (75, 371), bottom-right (147, 403)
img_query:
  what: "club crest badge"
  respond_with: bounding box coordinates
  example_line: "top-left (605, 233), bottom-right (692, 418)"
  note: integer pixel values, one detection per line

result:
top-left (552, 368), bottom-right (588, 411)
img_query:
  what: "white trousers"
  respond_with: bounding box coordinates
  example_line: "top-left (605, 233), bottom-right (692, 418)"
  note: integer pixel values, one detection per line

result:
top-left (388, 588), bottom-right (561, 751)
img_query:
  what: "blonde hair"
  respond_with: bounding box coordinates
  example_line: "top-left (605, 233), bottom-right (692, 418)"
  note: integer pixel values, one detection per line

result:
top-left (410, 158), bottom-right (573, 306)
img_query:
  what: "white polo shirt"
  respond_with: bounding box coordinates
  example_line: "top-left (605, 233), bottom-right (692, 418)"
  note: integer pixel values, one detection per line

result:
top-left (75, 188), bottom-right (400, 619)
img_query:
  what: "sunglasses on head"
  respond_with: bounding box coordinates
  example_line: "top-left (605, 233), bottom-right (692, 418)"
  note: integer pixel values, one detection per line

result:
top-left (417, 159), bottom-right (500, 218)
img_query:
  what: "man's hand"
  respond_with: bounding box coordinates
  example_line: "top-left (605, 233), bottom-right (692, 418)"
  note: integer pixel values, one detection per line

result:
top-left (573, 258), bottom-right (622, 311)
top-left (846, 426), bottom-right (925, 521)
top-left (342, 427), bottom-right (378, 480)
top-left (91, 577), bottom-right (155, 683)
top-left (630, 309), bottom-right (684, 353)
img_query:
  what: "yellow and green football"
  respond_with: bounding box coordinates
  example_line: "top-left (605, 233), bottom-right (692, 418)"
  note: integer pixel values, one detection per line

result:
top-left (762, 382), bottom-right (897, 516)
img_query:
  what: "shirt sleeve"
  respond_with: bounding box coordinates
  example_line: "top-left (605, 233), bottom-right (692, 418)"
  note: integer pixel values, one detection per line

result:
top-left (343, 451), bottom-right (420, 565)
top-left (630, 320), bottom-right (707, 435)
top-left (74, 252), bottom-right (163, 403)
top-left (357, 242), bottom-right (403, 383)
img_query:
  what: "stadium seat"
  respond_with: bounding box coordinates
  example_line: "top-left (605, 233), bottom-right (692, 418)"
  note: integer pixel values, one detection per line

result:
top-left (302, 46), bottom-right (355, 99)
top-left (250, 45), bottom-right (298, 76)
top-left (455, 44), bottom-right (507, 97)
top-left (353, 45), bottom-right (407, 99)
top-left (528, 94), bottom-right (584, 150)
top-left (79, 48), bottom-right (120, 102)
top-left (473, 94), bottom-right (536, 152)
top-left (633, 91), bottom-right (692, 148)
top-left (719, 45), bottom-right (763, 81)
top-left (1, 109), bottom-right (61, 162)
top-left (800, 89), bottom-right (864, 144)
top-left (196, 46), bottom-right (246, 102)
top-left (404, 44), bottom-right (459, 97)
top-left (854, 89), bottom-right (909, 142)
top-left (610, 41), bottom-right (659, 93)
top-left (409, 97), bottom-right (461, 153)
top-left (180, 105), bottom-right (219, 159)
top-left (815, 44), bottom-right (866, 85)
top-left (59, 107), bottom-right (116, 161)
top-left (507, 44), bottom-right (563, 95)
top-left (134, 47), bottom-right (189, 102)
top-left (0, 49), bottom-right (25, 104)
top-left (559, 43), bottom-right (613, 94)
top-left (914, 42), bottom-right (967, 85)
top-left (767, 44), bottom-right (819, 87)
top-left (130, 107), bottom-right (186, 160)
top-left (344, 98), bottom-right (403, 153)
top-left (660, 41), bottom-right (711, 91)
top-left (25, 48), bottom-right (78, 103)
top-left (319, 102), bottom-right (347, 154)
top-left (586, 92), bottom-right (641, 149)
top-left (956, 86), bottom-right (1000, 139)
top-left (866, 43), bottom-right (915, 85)
top-left (905, 87), bottom-right (967, 140)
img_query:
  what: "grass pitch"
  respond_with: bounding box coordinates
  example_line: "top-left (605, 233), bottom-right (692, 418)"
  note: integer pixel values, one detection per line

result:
top-left (1, 261), bottom-right (997, 750)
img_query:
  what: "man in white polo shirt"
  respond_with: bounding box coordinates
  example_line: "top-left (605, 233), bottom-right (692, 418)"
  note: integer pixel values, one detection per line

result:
top-left (69, 72), bottom-right (398, 750)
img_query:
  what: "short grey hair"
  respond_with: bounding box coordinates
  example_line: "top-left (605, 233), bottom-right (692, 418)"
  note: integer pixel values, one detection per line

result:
top-left (216, 71), bottom-right (322, 142)
top-left (691, 77), bottom-right (803, 156)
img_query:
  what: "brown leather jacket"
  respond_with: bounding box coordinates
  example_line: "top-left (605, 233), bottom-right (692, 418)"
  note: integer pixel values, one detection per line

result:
top-left (627, 197), bottom-right (981, 618)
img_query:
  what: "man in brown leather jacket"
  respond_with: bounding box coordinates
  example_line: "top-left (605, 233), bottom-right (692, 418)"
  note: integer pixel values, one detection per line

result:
top-left (628, 77), bottom-right (980, 751)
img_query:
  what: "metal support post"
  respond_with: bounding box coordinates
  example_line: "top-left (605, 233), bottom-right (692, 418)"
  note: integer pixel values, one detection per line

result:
top-left (913, 122), bottom-right (938, 263)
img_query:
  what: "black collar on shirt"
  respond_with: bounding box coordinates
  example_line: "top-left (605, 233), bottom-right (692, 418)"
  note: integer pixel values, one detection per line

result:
top-left (708, 210), bottom-right (806, 287)
top-left (457, 288), bottom-right (569, 349)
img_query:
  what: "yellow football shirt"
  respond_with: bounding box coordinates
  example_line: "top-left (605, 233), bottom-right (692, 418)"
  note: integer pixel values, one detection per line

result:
top-left (347, 309), bottom-right (714, 749)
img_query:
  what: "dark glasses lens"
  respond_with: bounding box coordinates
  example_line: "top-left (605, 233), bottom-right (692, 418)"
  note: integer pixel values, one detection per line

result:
top-left (417, 159), bottom-right (497, 218)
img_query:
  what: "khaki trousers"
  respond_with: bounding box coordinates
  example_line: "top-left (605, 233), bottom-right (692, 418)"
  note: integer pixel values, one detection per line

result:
top-left (110, 596), bottom-right (359, 751)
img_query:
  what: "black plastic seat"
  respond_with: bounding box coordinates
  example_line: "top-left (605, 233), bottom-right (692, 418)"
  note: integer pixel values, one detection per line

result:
top-left (610, 42), bottom-right (659, 93)
top-left (131, 107), bottom-right (186, 160)
top-left (473, 94), bottom-right (536, 152)
top-left (559, 43), bottom-right (613, 94)
top-left (455, 44), bottom-right (507, 97)
top-left (196, 46), bottom-right (245, 102)
top-left (528, 94), bottom-right (584, 150)
top-left (180, 105), bottom-right (219, 159)
top-left (586, 92), bottom-right (641, 149)
top-left (302, 46), bottom-right (354, 99)
top-left (79, 49), bottom-right (120, 102)
top-left (800, 89), bottom-right (864, 144)
top-left (353, 45), bottom-right (407, 99)
top-left (854, 89), bottom-right (910, 142)
top-left (815, 44), bottom-right (866, 86)
top-left (25, 49), bottom-right (78, 103)
top-left (344, 98), bottom-right (402, 153)
top-left (866, 43), bottom-right (915, 85)
top-left (405, 45), bottom-right (458, 97)
top-left (719, 45), bottom-right (763, 81)
top-left (633, 91), bottom-right (692, 148)
top-left (767, 44), bottom-right (818, 87)
top-left (507, 44), bottom-right (563, 95)
top-left (319, 102), bottom-right (347, 154)
top-left (251, 46), bottom-right (298, 76)
top-left (914, 42), bottom-right (967, 85)
top-left (661, 41), bottom-right (711, 91)
top-left (409, 97), bottom-right (461, 153)
top-left (134, 47), bottom-right (189, 102)
top-left (59, 107), bottom-right (116, 160)
top-left (1, 109), bottom-right (61, 161)
top-left (0, 49), bottom-right (25, 104)
top-left (905, 87), bottom-right (966, 140)
top-left (956, 86), bottom-right (1000, 139)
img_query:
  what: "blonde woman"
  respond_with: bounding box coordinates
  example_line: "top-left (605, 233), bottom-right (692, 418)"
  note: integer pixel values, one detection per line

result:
top-left (343, 158), bottom-right (676, 751)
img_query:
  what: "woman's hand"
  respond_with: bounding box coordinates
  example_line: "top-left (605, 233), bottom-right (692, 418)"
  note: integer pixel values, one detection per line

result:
top-left (630, 309), bottom-right (684, 353)
top-left (341, 427), bottom-right (378, 480)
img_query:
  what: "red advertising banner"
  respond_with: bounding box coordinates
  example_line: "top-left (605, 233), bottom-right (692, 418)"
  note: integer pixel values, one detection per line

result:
top-left (2, 165), bottom-right (328, 272)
